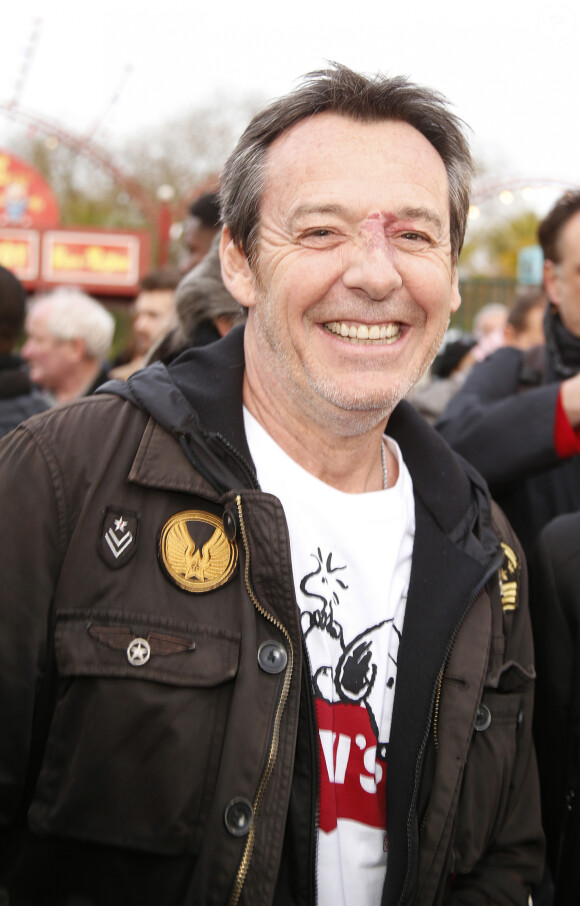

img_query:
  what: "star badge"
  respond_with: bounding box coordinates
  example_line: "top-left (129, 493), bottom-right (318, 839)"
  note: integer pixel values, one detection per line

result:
top-left (127, 637), bottom-right (151, 666)
top-left (98, 507), bottom-right (140, 569)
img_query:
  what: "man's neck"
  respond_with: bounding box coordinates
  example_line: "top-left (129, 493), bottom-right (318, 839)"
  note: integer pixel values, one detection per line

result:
top-left (243, 369), bottom-right (398, 495)
top-left (54, 360), bottom-right (103, 404)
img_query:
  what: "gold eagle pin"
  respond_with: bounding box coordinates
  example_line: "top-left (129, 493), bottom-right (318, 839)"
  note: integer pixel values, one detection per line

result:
top-left (159, 510), bottom-right (238, 593)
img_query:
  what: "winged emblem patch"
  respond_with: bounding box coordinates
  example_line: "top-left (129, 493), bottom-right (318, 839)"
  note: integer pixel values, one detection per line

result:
top-left (89, 624), bottom-right (196, 666)
top-left (159, 510), bottom-right (238, 593)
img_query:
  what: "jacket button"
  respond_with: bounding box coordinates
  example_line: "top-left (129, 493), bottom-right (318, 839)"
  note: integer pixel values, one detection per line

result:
top-left (475, 703), bottom-right (492, 732)
top-left (223, 508), bottom-right (237, 541)
top-left (258, 640), bottom-right (288, 674)
top-left (224, 797), bottom-right (253, 836)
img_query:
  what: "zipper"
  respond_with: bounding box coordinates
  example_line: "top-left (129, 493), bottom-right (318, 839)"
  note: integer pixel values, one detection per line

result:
top-left (432, 668), bottom-right (444, 752)
top-left (176, 432), bottom-right (260, 496)
top-left (396, 552), bottom-right (502, 906)
top-left (213, 433), bottom-right (261, 489)
top-left (302, 637), bottom-right (320, 906)
top-left (228, 494), bottom-right (295, 906)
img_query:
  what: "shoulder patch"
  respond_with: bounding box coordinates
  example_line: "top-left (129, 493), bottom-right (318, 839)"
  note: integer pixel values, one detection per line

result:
top-left (98, 507), bottom-right (140, 569)
top-left (159, 509), bottom-right (238, 593)
top-left (499, 542), bottom-right (520, 612)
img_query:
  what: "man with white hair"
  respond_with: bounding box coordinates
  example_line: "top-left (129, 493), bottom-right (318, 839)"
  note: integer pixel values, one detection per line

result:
top-left (22, 288), bottom-right (115, 403)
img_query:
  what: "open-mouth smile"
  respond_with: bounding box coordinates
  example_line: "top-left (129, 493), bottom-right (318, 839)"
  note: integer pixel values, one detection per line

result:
top-left (324, 321), bottom-right (402, 344)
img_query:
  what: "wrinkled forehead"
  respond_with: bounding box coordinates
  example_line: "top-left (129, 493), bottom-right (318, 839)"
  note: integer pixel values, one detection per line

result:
top-left (261, 112), bottom-right (451, 223)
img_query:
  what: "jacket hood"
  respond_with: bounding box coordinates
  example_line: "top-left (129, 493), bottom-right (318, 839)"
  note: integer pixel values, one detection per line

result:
top-left (99, 323), bottom-right (499, 562)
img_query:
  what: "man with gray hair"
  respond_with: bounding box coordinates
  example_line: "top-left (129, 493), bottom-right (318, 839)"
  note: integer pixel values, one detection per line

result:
top-left (0, 64), bottom-right (542, 905)
top-left (22, 287), bottom-right (114, 403)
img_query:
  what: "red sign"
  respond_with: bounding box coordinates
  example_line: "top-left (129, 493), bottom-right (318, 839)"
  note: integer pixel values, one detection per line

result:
top-left (0, 229), bottom-right (39, 280)
top-left (0, 227), bottom-right (149, 297)
top-left (0, 150), bottom-right (60, 229)
top-left (42, 230), bottom-right (142, 287)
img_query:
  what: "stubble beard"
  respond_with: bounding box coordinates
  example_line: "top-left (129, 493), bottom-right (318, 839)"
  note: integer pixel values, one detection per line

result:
top-left (252, 288), bottom-right (450, 436)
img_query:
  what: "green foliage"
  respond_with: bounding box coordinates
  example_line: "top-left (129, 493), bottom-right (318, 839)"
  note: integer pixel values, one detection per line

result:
top-left (4, 93), bottom-right (263, 252)
top-left (461, 210), bottom-right (540, 278)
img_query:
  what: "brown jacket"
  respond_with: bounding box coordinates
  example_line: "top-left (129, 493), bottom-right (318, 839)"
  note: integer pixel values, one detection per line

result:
top-left (0, 328), bottom-right (544, 905)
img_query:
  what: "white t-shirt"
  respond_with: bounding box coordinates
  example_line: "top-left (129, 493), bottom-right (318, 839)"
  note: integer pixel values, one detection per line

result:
top-left (244, 409), bottom-right (415, 906)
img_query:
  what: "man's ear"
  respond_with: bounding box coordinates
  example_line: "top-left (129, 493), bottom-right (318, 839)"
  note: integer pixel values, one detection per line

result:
top-left (220, 227), bottom-right (257, 309)
top-left (68, 336), bottom-right (86, 363)
top-left (543, 260), bottom-right (561, 307)
top-left (450, 267), bottom-right (461, 314)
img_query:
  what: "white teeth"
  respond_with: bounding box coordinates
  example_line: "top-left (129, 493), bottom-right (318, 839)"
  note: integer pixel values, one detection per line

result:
top-left (325, 321), bottom-right (402, 344)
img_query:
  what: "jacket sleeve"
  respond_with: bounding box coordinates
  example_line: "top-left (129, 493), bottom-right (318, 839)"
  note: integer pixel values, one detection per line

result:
top-left (447, 512), bottom-right (545, 905)
top-left (436, 348), bottom-right (562, 489)
top-left (0, 421), bottom-right (65, 836)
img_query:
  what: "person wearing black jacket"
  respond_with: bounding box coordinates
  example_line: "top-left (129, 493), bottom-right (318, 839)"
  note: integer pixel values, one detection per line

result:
top-left (530, 511), bottom-right (580, 904)
top-left (437, 191), bottom-right (580, 561)
top-left (0, 265), bottom-right (49, 438)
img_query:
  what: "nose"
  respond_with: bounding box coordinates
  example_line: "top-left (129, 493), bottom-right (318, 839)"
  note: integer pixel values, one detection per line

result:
top-left (342, 241), bottom-right (403, 301)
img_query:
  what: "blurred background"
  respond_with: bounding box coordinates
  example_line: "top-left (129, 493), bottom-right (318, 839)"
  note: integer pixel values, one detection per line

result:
top-left (1, 0), bottom-right (578, 352)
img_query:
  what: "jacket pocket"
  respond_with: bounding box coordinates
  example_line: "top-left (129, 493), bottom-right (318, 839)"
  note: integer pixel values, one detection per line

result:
top-left (452, 686), bottom-right (525, 872)
top-left (29, 609), bottom-right (240, 855)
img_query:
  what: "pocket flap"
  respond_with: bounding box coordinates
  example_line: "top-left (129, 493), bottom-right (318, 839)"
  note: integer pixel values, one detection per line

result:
top-left (55, 609), bottom-right (240, 687)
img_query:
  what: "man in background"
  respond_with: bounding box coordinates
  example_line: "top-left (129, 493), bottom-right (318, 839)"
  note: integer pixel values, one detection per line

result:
top-left (0, 265), bottom-right (49, 437)
top-left (179, 191), bottom-right (221, 276)
top-left (109, 270), bottom-right (180, 379)
top-left (504, 286), bottom-right (547, 350)
top-left (22, 287), bottom-right (115, 403)
top-left (145, 236), bottom-right (246, 365)
top-left (437, 190), bottom-right (580, 559)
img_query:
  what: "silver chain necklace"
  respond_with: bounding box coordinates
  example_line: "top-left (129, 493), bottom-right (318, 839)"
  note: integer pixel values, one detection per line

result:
top-left (381, 439), bottom-right (388, 490)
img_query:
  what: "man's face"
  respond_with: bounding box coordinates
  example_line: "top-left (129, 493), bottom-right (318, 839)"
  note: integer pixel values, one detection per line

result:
top-left (132, 289), bottom-right (176, 355)
top-left (475, 309), bottom-right (508, 338)
top-left (180, 217), bottom-right (217, 275)
top-left (21, 304), bottom-right (77, 391)
top-left (510, 304), bottom-right (546, 350)
top-left (229, 113), bottom-right (460, 431)
top-left (545, 211), bottom-right (580, 336)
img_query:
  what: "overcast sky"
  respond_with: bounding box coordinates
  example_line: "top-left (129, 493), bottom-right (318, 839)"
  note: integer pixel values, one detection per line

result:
top-left (1, 0), bottom-right (579, 218)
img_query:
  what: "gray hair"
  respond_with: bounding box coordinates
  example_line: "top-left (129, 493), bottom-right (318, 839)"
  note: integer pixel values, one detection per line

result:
top-left (220, 62), bottom-right (474, 266)
top-left (29, 288), bottom-right (115, 360)
top-left (145, 236), bottom-right (246, 365)
top-left (176, 234), bottom-right (245, 337)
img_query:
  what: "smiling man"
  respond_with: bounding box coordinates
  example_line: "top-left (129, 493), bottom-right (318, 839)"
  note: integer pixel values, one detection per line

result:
top-left (0, 65), bottom-right (542, 906)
